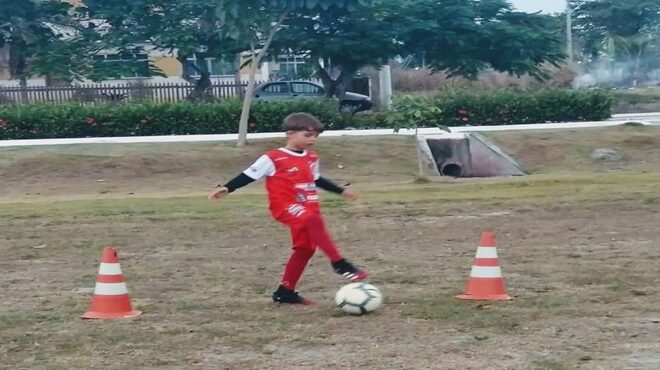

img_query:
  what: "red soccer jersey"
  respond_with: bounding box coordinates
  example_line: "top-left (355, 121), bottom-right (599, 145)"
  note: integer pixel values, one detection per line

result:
top-left (243, 148), bottom-right (321, 218)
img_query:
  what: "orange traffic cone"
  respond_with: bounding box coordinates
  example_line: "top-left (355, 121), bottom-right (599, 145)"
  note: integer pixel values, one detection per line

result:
top-left (456, 232), bottom-right (512, 301)
top-left (81, 247), bottom-right (142, 319)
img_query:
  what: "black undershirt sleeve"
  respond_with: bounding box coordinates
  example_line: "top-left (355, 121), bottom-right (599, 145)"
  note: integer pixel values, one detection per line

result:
top-left (222, 173), bottom-right (255, 193)
top-left (315, 176), bottom-right (344, 194)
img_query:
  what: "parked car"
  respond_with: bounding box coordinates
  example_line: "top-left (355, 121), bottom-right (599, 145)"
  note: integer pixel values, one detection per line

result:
top-left (252, 80), bottom-right (372, 113)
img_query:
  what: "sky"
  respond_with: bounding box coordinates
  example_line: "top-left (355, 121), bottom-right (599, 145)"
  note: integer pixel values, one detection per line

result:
top-left (509, 0), bottom-right (567, 14)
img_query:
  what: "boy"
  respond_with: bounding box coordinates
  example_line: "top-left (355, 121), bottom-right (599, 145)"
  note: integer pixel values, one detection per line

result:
top-left (208, 112), bottom-right (369, 305)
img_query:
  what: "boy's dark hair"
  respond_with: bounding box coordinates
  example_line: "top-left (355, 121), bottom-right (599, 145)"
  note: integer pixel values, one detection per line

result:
top-left (282, 112), bottom-right (325, 133)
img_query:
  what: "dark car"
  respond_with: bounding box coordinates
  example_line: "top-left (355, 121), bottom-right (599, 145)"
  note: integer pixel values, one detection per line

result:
top-left (253, 80), bottom-right (372, 113)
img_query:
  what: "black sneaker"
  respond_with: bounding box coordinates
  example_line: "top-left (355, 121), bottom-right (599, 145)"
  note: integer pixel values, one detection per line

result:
top-left (332, 259), bottom-right (369, 281)
top-left (272, 286), bottom-right (315, 306)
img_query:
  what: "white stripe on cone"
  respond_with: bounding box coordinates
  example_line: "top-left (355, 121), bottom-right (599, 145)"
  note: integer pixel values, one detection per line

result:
top-left (469, 266), bottom-right (503, 278)
top-left (94, 282), bottom-right (129, 295)
top-left (98, 263), bottom-right (122, 275)
top-left (475, 247), bottom-right (498, 259)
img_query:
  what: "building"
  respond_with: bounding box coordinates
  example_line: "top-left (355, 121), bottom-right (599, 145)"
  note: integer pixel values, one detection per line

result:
top-left (0, 46), bottom-right (288, 86)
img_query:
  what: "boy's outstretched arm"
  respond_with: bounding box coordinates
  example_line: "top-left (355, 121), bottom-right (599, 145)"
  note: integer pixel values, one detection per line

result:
top-left (208, 173), bottom-right (255, 200)
top-left (318, 178), bottom-right (358, 200)
top-left (208, 155), bottom-right (274, 200)
top-left (314, 165), bottom-right (358, 200)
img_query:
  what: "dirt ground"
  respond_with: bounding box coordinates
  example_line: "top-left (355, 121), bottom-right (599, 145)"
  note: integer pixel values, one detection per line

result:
top-left (1, 126), bottom-right (659, 370)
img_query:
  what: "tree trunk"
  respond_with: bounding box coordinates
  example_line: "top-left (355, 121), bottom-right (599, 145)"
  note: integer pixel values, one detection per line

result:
top-left (316, 62), bottom-right (353, 99)
top-left (178, 54), bottom-right (212, 101)
top-left (237, 48), bottom-right (258, 147)
top-left (9, 42), bottom-right (28, 102)
top-left (317, 66), bottom-right (338, 97)
top-left (190, 71), bottom-right (212, 101)
top-left (19, 77), bottom-right (28, 103)
top-left (237, 9), bottom-right (291, 146)
top-left (234, 53), bottom-right (243, 99)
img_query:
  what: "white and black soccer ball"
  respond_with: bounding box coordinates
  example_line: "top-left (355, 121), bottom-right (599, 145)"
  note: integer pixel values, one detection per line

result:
top-left (335, 282), bottom-right (383, 315)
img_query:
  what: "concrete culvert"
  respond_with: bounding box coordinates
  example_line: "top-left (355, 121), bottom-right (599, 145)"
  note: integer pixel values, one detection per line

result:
top-left (417, 132), bottom-right (528, 178)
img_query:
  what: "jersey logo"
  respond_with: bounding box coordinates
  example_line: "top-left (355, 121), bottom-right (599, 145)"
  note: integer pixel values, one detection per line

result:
top-left (286, 166), bottom-right (299, 173)
top-left (287, 204), bottom-right (306, 217)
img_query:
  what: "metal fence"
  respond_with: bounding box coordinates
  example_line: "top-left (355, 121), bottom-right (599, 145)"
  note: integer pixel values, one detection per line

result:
top-left (0, 80), bottom-right (259, 104)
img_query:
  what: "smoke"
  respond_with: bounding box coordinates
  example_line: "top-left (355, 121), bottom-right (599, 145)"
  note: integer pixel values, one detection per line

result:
top-left (572, 57), bottom-right (660, 89)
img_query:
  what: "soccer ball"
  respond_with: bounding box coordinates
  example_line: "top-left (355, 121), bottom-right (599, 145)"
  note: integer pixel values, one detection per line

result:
top-left (334, 282), bottom-right (383, 315)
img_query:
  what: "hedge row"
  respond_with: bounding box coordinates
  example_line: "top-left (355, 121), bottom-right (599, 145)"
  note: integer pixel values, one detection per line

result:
top-left (433, 88), bottom-right (613, 126)
top-left (0, 89), bottom-right (612, 140)
top-left (0, 100), bottom-right (356, 140)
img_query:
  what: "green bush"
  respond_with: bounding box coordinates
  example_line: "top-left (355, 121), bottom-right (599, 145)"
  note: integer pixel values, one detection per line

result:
top-left (0, 99), bottom-right (358, 140)
top-left (431, 88), bottom-right (612, 126)
top-left (386, 95), bottom-right (447, 132)
top-left (0, 88), bottom-right (613, 140)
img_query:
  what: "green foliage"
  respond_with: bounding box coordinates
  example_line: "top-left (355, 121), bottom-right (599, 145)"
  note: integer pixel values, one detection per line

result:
top-left (277, 0), bottom-right (565, 98)
top-left (83, 0), bottom-right (360, 79)
top-left (433, 88), bottom-right (613, 126)
top-left (249, 99), bottom-right (345, 131)
top-left (0, 100), bottom-right (353, 140)
top-left (386, 95), bottom-right (446, 133)
top-left (0, 89), bottom-right (613, 140)
top-left (572, 0), bottom-right (660, 83)
top-left (274, 0), bottom-right (402, 97)
top-left (398, 0), bottom-right (565, 79)
top-left (573, 0), bottom-right (660, 38)
top-left (0, 0), bottom-right (86, 82)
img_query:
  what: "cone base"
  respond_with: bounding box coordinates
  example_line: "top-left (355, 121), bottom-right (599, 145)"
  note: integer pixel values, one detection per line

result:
top-left (455, 293), bottom-right (512, 301)
top-left (81, 310), bottom-right (142, 319)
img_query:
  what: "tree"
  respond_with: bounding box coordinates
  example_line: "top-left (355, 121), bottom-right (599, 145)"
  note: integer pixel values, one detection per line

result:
top-left (83, 0), bottom-right (248, 99)
top-left (84, 0), bottom-right (357, 145)
top-left (273, 0), bottom-right (402, 99)
top-left (572, 0), bottom-right (660, 38)
top-left (230, 0), bottom-right (359, 146)
top-left (400, 0), bottom-right (565, 79)
top-left (572, 0), bottom-right (660, 84)
top-left (0, 0), bottom-right (148, 88)
top-left (0, 0), bottom-right (87, 88)
top-left (274, 0), bottom-right (564, 99)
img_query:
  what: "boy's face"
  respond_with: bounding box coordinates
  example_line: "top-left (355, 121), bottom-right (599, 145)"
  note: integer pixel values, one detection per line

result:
top-left (286, 129), bottom-right (320, 150)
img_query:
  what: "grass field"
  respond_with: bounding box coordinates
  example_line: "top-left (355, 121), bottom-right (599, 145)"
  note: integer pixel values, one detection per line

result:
top-left (1, 126), bottom-right (659, 369)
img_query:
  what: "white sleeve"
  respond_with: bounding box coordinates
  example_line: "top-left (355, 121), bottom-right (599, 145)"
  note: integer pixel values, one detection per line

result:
top-left (312, 158), bottom-right (320, 180)
top-left (243, 155), bottom-right (276, 180)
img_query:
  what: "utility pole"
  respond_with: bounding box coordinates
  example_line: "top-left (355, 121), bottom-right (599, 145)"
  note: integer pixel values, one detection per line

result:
top-left (566, 0), bottom-right (573, 64)
top-left (378, 60), bottom-right (392, 110)
top-left (566, 1), bottom-right (588, 65)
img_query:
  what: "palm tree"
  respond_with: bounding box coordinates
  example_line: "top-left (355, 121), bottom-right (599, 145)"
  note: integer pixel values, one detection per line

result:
top-left (602, 34), bottom-right (655, 85)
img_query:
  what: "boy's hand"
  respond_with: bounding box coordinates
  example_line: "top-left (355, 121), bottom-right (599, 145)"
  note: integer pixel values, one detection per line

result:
top-left (209, 186), bottom-right (229, 201)
top-left (341, 189), bottom-right (359, 201)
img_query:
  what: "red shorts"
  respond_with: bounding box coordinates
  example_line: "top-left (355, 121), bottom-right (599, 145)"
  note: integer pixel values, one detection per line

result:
top-left (274, 204), bottom-right (322, 251)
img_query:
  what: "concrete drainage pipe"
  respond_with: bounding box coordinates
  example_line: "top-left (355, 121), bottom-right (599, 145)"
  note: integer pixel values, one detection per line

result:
top-left (439, 161), bottom-right (463, 177)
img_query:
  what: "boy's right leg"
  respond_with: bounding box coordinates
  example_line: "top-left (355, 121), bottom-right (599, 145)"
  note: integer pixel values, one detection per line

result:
top-left (280, 248), bottom-right (315, 291)
top-left (273, 227), bottom-right (315, 305)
